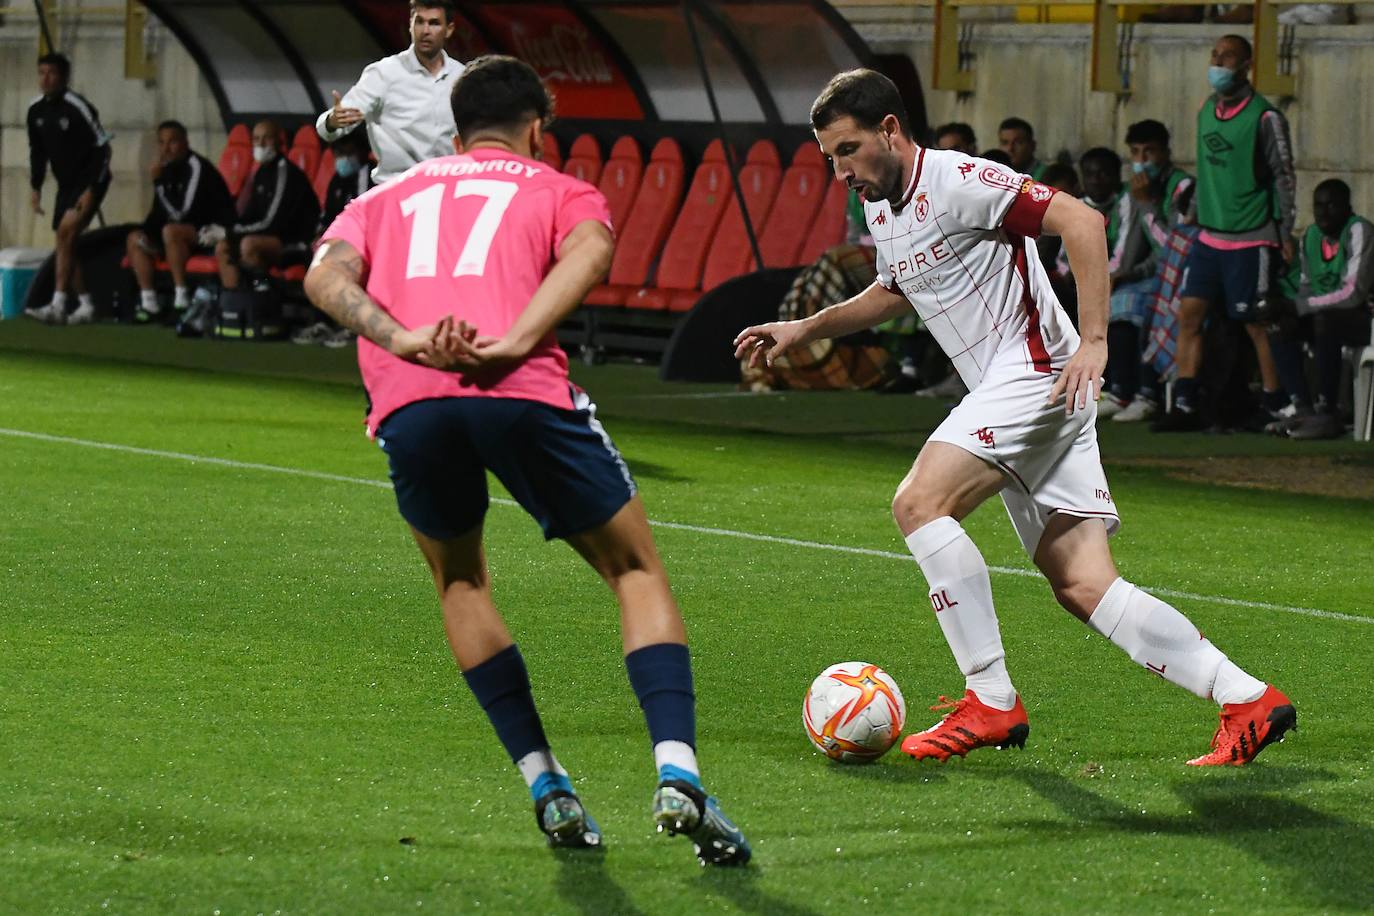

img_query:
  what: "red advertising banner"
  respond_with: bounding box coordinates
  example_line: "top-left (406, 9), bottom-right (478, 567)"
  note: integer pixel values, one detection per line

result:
top-left (473, 4), bottom-right (644, 120)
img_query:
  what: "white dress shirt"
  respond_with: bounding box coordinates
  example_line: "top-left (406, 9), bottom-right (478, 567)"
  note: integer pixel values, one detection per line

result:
top-left (316, 46), bottom-right (464, 184)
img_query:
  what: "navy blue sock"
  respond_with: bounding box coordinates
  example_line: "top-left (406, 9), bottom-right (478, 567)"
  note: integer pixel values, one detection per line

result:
top-left (624, 642), bottom-right (696, 751)
top-left (462, 644), bottom-right (550, 765)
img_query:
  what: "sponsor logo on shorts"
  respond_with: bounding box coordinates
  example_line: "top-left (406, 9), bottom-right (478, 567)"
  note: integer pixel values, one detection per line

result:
top-left (971, 427), bottom-right (996, 447)
top-left (1095, 488), bottom-right (1112, 503)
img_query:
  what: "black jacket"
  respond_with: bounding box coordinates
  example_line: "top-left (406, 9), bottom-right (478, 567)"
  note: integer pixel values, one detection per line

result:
top-left (319, 168), bottom-right (373, 237)
top-left (144, 151), bottom-right (235, 236)
top-left (233, 155), bottom-right (320, 244)
top-left (28, 89), bottom-right (112, 191)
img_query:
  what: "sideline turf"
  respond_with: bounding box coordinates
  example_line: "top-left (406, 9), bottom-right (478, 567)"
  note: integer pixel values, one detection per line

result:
top-left (2, 328), bottom-right (1371, 914)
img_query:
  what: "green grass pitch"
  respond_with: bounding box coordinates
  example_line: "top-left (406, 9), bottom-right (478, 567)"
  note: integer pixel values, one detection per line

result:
top-left (2, 323), bottom-right (1372, 914)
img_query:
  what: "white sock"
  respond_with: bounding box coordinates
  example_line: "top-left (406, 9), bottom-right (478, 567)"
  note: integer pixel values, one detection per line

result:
top-left (905, 517), bottom-right (1016, 710)
top-left (515, 748), bottom-right (567, 788)
top-left (52, 290), bottom-right (69, 309)
top-left (173, 286), bottom-right (189, 308)
top-left (78, 293), bottom-right (93, 308)
top-left (653, 740), bottom-right (700, 781)
top-left (140, 290), bottom-right (159, 312)
top-left (1088, 578), bottom-right (1266, 705)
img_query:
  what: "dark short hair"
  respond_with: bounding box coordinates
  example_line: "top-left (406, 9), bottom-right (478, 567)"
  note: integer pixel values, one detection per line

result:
top-left (1041, 162), bottom-right (1080, 190)
top-left (37, 52), bottom-right (71, 82)
top-left (810, 69), bottom-right (912, 138)
top-left (980, 149), bottom-right (1013, 167)
top-left (1314, 178), bottom-right (1351, 205)
top-left (1125, 119), bottom-right (1170, 147)
top-left (935, 122), bottom-right (977, 149)
top-left (451, 55), bottom-right (554, 141)
top-left (1219, 33), bottom-right (1253, 61)
top-left (998, 117), bottom-right (1034, 139)
top-left (1079, 146), bottom-right (1122, 173)
top-left (157, 119), bottom-right (188, 138)
top-left (410, 0), bottom-right (455, 23)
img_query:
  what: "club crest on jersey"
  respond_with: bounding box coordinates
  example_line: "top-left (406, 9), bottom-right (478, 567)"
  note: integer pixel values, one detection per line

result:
top-left (914, 192), bottom-right (929, 222)
top-left (978, 167), bottom-right (1022, 193)
top-left (1026, 182), bottom-right (1053, 202)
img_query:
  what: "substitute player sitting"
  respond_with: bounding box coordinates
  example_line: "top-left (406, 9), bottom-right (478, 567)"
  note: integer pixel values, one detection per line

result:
top-left (304, 55), bottom-right (749, 864)
top-left (735, 69), bottom-right (1295, 767)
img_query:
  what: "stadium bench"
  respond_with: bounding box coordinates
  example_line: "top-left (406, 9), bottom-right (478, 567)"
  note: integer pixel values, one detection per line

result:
top-left (795, 174), bottom-right (849, 264)
top-left (758, 143), bottom-right (830, 268)
top-left (584, 137), bottom-right (684, 308)
top-left (563, 134), bottom-right (602, 187)
top-left (597, 136), bottom-right (642, 238)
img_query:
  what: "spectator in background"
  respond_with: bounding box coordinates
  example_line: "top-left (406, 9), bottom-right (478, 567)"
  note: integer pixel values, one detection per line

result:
top-left (1038, 163), bottom-right (1081, 308)
top-left (1111, 120), bottom-right (1195, 423)
top-left (998, 117), bottom-right (1046, 180)
top-left (1156, 34), bottom-right (1297, 432)
top-left (1268, 179), bottom-right (1374, 439)
top-left (316, 0), bottom-right (464, 183)
top-left (125, 120), bottom-right (234, 320)
top-left (934, 122), bottom-right (977, 155)
top-left (293, 133), bottom-right (376, 348)
top-left (24, 52), bottom-right (111, 325)
top-left (979, 148), bottom-right (1013, 168)
top-left (208, 120), bottom-right (320, 296)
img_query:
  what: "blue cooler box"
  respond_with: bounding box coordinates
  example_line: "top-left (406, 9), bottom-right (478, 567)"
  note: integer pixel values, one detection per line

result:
top-left (0, 248), bottom-right (50, 319)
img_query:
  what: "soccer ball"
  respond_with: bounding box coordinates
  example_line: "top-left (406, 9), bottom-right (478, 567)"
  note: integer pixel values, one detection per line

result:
top-left (802, 662), bottom-right (906, 763)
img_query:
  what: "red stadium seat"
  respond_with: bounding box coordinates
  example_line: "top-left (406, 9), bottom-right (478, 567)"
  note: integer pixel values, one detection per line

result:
top-left (758, 143), bottom-right (829, 268)
top-left (597, 136), bottom-right (642, 235)
top-left (627, 139), bottom-right (732, 312)
top-left (218, 124), bottom-right (253, 198)
top-left (541, 133), bottom-right (562, 171)
top-left (796, 175), bottom-right (850, 265)
top-left (562, 134), bottom-right (602, 186)
top-left (287, 125), bottom-right (321, 184)
top-left (698, 140), bottom-right (783, 295)
top-left (584, 138), bottom-right (684, 308)
top-left (314, 149), bottom-right (335, 204)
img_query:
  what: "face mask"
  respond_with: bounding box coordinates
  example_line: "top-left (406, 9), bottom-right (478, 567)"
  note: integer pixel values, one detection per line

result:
top-left (1207, 65), bottom-right (1237, 92)
top-left (334, 156), bottom-right (360, 178)
top-left (252, 145), bottom-right (277, 165)
top-left (1131, 161), bottom-right (1162, 180)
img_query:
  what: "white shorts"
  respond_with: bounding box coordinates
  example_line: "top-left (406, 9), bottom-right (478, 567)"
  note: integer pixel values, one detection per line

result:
top-left (927, 369), bottom-right (1121, 557)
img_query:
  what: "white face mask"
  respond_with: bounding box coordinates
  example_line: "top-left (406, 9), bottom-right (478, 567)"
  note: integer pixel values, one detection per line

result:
top-left (252, 145), bottom-right (277, 164)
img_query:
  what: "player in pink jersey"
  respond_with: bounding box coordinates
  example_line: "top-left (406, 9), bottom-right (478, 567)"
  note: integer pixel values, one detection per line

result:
top-left (735, 69), bottom-right (1293, 767)
top-left (304, 56), bottom-right (748, 864)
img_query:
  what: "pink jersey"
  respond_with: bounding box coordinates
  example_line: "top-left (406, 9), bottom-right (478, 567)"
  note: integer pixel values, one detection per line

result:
top-left (323, 149), bottom-right (612, 435)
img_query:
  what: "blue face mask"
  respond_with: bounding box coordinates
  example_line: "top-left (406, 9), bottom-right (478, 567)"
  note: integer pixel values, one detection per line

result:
top-left (1131, 161), bottom-right (1162, 180)
top-left (334, 156), bottom-right (360, 178)
top-left (1207, 65), bottom-right (1237, 92)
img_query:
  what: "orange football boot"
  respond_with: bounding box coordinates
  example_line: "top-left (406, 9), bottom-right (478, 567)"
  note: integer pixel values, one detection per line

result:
top-left (1187, 684), bottom-right (1296, 766)
top-left (900, 690), bottom-right (1030, 762)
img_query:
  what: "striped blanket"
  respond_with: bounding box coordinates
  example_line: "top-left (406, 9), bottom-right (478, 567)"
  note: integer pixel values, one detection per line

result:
top-left (1141, 224), bottom-right (1200, 381)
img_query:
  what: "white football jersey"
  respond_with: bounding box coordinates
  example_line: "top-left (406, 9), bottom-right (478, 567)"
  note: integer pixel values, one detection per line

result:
top-left (866, 148), bottom-right (1079, 390)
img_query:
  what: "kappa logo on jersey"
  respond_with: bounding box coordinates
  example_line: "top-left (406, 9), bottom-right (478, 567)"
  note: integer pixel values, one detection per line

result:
top-left (971, 427), bottom-right (996, 447)
top-left (978, 167), bottom-right (1023, 193)
top-left (958, 161), bottom-right (976, 178)
top-left (873, 210), bottom-right (887, 226)
top-left (914, 192), bottom-right (929, 222)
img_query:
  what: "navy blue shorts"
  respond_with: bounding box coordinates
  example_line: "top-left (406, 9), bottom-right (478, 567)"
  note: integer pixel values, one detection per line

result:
top-left (1179, 240), bottom-right (1281, 322)
top-left (375, 393), bottom-right (637, 542)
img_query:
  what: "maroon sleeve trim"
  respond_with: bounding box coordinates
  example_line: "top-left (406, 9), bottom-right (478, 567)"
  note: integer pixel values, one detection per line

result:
top-left (1002, 182), bottom-right (1056, 239)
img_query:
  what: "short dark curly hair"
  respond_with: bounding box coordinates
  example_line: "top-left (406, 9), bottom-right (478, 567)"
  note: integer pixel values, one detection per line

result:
top-left (450, 55), bottom-right (555, 141)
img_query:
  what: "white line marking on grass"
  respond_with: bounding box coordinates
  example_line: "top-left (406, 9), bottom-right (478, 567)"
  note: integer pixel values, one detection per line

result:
top-left (3, 426), bottom-right (1370, 627)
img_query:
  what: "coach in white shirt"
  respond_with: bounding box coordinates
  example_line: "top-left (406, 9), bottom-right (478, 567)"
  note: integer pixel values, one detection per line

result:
top-left (316, 0), bottom-right (464, 184)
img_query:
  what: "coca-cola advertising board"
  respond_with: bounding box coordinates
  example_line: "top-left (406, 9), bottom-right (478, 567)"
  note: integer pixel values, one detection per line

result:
top-left (473, 4), bottom-right (644, 119)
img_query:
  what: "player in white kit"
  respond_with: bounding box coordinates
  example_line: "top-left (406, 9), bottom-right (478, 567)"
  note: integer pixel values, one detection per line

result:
top-left (735, 69), bottom-right (1294, 766)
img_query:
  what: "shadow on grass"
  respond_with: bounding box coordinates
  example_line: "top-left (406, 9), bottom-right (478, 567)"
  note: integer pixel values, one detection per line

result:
top-left (697, 865), bottom-right (822, 916)
top-left (822, 758), bottom-right (951, 785)
top-left (1008, 765), bottom-right (1374, 910)
top-left (623, 458), bottom-right (692, 483)
top-left (553, 848), bottom-right (644, 916)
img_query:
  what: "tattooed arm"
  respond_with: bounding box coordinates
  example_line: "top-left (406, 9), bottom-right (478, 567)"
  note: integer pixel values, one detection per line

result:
top-left (305, 239), bottom-right (465, 367)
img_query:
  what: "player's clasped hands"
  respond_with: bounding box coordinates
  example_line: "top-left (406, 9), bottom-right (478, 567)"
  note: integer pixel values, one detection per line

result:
top-left (732, 319), bottom-right (808, 369)
top-left (392, 316), bottom-right (522, 377)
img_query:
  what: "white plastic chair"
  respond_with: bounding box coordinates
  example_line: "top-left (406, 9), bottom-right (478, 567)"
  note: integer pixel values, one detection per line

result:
top-left (1355, 316), bottom-right (1374, 442)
